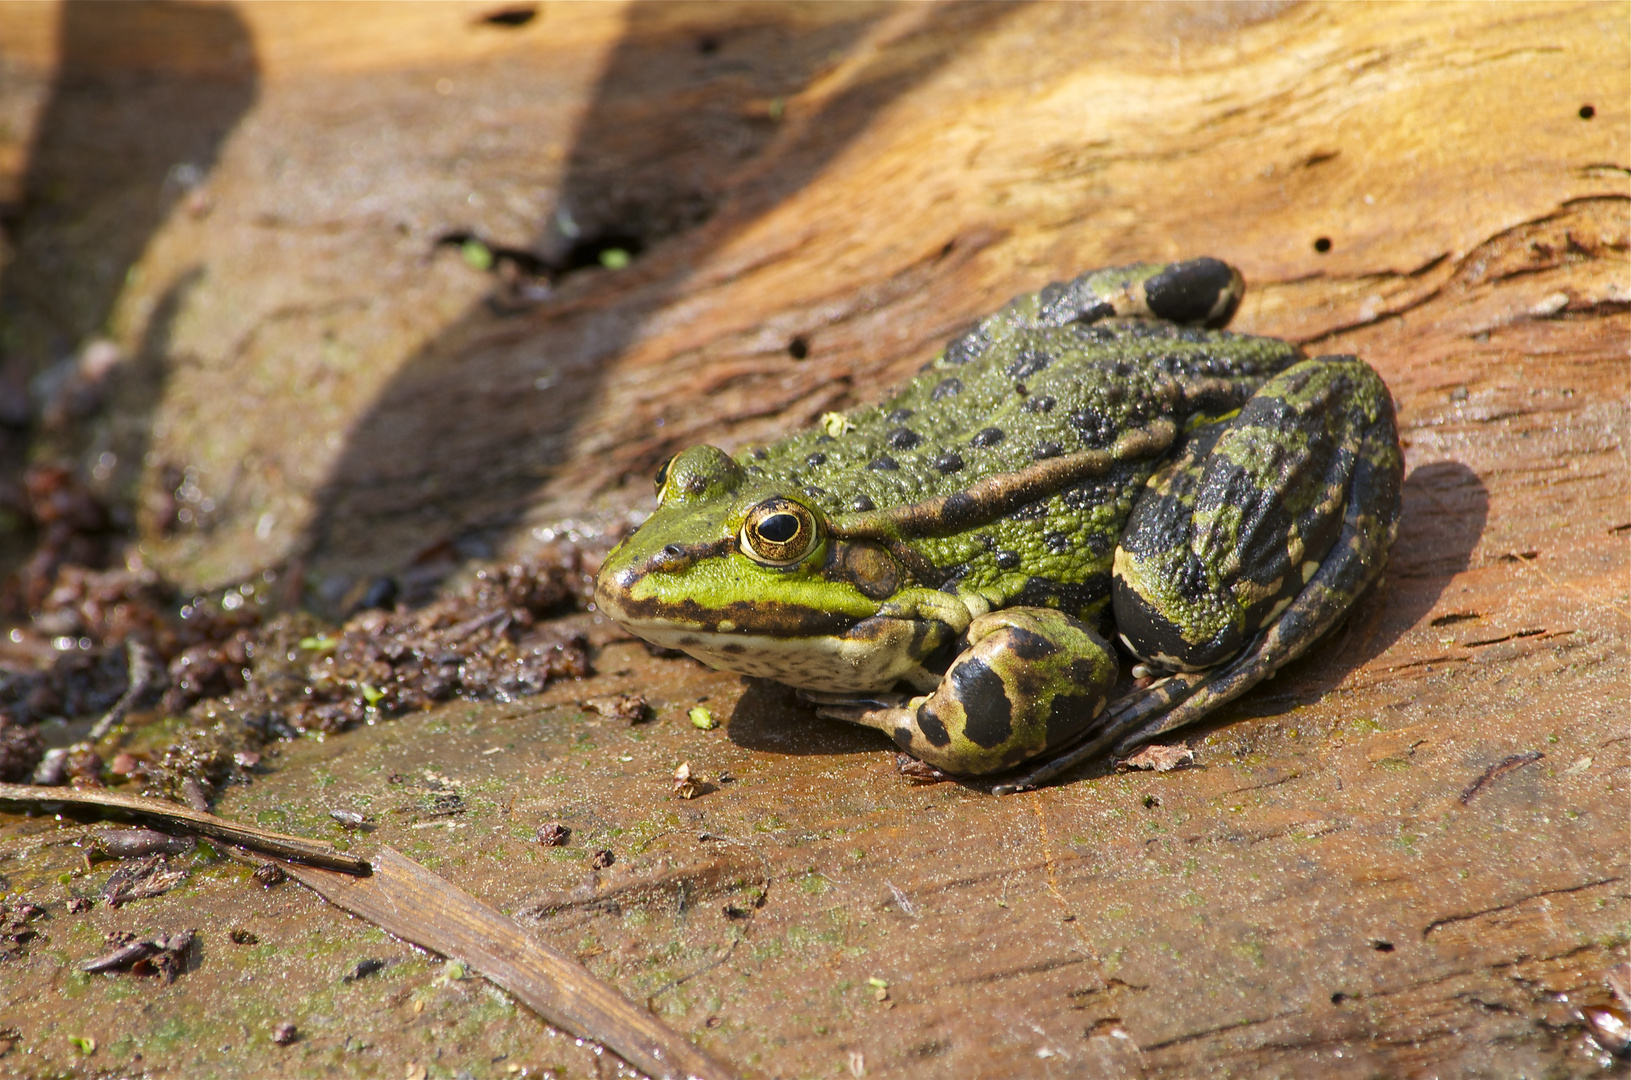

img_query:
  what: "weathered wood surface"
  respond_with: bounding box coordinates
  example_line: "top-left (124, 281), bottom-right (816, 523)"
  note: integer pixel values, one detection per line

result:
top-left (0, 2), bottom-right (1626, 1077)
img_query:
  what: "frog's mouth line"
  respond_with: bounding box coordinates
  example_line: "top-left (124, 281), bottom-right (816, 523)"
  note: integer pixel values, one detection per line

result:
top-left (595, 568), bottom-right (865, 638)
top-left (605, 614), bottom-right (930, 693)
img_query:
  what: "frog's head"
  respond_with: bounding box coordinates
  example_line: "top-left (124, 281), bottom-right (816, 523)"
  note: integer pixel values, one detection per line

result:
top-left (594, 445), bottom-right (946, 691)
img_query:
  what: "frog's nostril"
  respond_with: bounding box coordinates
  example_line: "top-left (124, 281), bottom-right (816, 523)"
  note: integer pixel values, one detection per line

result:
top-left (650, 543), bottom-right (689, 572)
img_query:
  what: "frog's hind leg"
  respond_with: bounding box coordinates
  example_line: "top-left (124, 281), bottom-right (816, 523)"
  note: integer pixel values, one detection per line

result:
top-left (993, 468), bottom-right (1397, 793)
top-left (994, 358), bottom-right (1402, 794)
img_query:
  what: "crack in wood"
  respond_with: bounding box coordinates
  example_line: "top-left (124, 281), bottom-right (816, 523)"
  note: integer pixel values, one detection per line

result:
top-left (1140, 1006), bottom-right (1306, 1052)
top-left (1458, 750), bottom-right (1546, 802)
top-left (1206, 771), bottom-right (1304, 798)
top-left (1462, 629), bottom-right (1547, 648)
top-left (948, 953), bottom-right (1093, 988)
top-left (1421, 876), bottom-right (1624, 938)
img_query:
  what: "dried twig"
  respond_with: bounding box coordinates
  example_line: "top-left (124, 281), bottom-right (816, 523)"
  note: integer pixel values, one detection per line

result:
top-left (284, 847), bottom-right (738, 1080)
top-left (88, 639), bottom-right (159, 742)
top-left (0, 782), bottom-right (368, 873)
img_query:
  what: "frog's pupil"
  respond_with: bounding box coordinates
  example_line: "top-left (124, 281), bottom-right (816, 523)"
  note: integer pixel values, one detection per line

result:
top-left (758, 514), bottom-right (800, 543)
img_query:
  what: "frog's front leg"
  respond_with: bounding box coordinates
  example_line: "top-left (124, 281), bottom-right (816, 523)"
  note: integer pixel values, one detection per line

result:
top-left (808, 608), bottom-right (1117, 776)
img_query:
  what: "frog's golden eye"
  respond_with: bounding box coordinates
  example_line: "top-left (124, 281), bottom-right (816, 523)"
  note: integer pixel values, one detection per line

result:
top-left (653, 456), bottom-right (674, 496)
top-left (740, 498), bottom-right (819, 567)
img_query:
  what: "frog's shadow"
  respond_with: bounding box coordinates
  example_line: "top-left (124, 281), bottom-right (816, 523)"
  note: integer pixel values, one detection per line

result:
top-left (728, 462), bottom-right (1489, 784)
top-left (727, 679), bottom-right (893, 760)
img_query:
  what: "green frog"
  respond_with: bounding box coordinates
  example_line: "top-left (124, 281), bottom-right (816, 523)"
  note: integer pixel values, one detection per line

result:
top-left (594, 258), bottom-right (1402, 791)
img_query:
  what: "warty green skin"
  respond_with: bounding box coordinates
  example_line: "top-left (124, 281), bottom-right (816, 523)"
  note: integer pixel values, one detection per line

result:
top-left (595, 258), bottom-right (1403, 782)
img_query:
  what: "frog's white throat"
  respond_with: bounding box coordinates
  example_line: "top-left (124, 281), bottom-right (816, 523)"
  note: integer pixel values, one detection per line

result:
top-left (623, 618), bottom-right (930, 693)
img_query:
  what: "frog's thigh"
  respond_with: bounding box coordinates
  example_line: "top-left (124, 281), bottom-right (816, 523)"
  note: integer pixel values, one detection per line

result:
top-left (1105, 421), bottom-right (1403, 756)
top-left (893, 608), bottom-right (1118, 776)
top-left (1113, 355), bottom-right (1399, 672)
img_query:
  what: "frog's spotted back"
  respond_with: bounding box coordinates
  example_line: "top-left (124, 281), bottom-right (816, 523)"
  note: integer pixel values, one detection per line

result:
top-left (594, 258), bottom-right (1401, 787)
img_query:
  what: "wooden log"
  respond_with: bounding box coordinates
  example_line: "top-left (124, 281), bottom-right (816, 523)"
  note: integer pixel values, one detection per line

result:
top-left (0, 2), bottom-right (1624, 1076)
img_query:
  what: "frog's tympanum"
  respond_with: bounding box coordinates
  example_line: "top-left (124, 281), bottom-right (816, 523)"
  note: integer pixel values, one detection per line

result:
top-left (595, 259), bottom-right (1402, 791)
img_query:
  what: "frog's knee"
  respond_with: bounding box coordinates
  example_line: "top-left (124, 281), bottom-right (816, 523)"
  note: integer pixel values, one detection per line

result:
top-left (1138, 257), bottom-right (1244, 327)
top-left (1110, 571), bottom-right (1249, 672)
top-left (1028, 257), bottom-right (1244, 331)
top-left (898, 609), bottom-right (1117, 775)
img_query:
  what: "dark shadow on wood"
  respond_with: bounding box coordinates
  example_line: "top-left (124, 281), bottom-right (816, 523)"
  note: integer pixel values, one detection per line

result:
top-left (0, 0), bottom-right (258, 561)
top-left (1347, 460), bottom-right (1490, 658)
top-left (295, 2), bottom-right (1029, 597)
top-left (725, 678), bottom-right (892, 760)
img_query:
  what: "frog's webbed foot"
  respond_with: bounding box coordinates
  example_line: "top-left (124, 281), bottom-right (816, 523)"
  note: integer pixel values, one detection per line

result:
top-left (808, 608), bottom-right (1117, 776)
top-left (992, 415), bottom-right (1401, 795)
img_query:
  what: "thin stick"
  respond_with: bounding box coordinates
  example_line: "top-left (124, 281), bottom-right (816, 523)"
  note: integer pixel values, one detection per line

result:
top-left (88, 639), bottom-right (158, 742)
top-left (285, 848), bottom-right (739, 1080)
top-left (0, 782), bottom-right (368, 874)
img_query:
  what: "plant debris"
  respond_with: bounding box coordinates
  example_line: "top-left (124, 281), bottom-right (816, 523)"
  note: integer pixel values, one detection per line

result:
top-left (0, 781), bottom-right (368, 872)
top-left (894, 754), bottom-right (947, 782)
top-left (1117, 744), bottom-right (1196, 772)
top-left (79, 929), bottom-right (194, 982)
top-left (0, 901), bottom-right (45, 959)
top-left (102, 854), bottom-right (189, 908)
top-left (1, 457), bottom-right (600, 808)
top-left (253, 862), bottom-right (287, 887)
top-left (93, 827), bottom-right (194, 859)
top-left (327, 808), bottom-right (370, 830)
top-left (342, 957), bottom-right (387, 982)
top-left (1581, 962), bottom-right (1631, 1059)
top-left (583, 692), bottom-right (649, 724)
top-left (282, 846), bottom-right (739, 1080)
top-left (536, 822), bottom-right (570, 846)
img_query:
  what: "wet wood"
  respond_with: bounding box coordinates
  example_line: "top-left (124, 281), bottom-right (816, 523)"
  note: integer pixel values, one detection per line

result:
top-left (0, 1), bottom-right (1626, 1077)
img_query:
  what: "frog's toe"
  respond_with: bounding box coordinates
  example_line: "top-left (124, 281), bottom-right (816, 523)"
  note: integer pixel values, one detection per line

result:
top-left (804, 690), bottom-right (913, 733)
top-left (806, 696), bottom-right (930, 759)
top-left (808, 609), bottom-right (1120, 775)
top-left (1035, 258), bottom-right (1244, 330)
top-left (800, 689), bottom-right (912, 713)
top-left (1139, 257), bottom-right (1244, 327)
